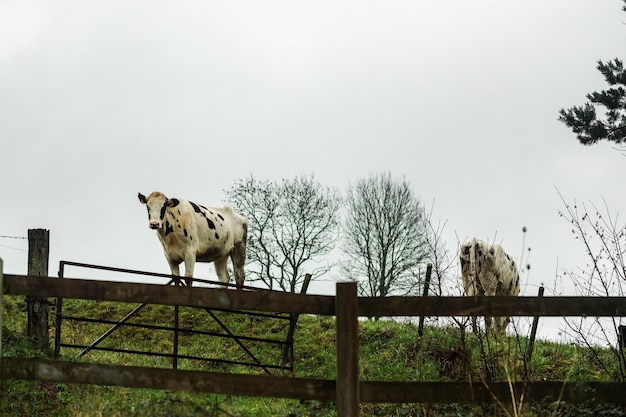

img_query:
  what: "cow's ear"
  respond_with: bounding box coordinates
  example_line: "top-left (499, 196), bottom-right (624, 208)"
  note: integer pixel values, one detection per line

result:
top-left (138, 193), bottom-right (147, 204)
top-left (167, 198), bottom-right (180, 208)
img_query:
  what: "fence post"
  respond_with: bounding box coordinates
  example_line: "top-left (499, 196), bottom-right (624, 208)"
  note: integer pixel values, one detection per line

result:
top-left (418, 263), bottom-right (433, 337)
top-left (173, 276), bottom-right (182, 370)
top-left (525, 286), bottom-right (544, 362)
top-left (281, 273), bottom-right (312, 373)
top-left (336, 282), bottom-right (359, 417)
top-left (26, 229), bottom-right (50, 350)
top-left (54, 262), bottom-right (65, 358)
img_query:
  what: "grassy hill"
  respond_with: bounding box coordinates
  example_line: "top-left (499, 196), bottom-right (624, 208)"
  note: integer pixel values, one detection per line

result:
top-left (2, 294), bottom-right (625, 417)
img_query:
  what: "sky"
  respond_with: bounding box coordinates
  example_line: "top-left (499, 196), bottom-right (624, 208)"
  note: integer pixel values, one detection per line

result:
top-left (2, 1), bottom-right (626, 341)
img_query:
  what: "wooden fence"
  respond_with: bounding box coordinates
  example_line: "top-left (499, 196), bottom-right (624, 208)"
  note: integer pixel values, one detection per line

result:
top-left (3, 272), bottom-right (626, 416)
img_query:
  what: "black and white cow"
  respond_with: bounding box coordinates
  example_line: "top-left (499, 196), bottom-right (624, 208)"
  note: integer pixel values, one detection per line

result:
top-left (138, 191), bottom-right (247, 287)
top-left (460, 238), bottom-right (520, 334)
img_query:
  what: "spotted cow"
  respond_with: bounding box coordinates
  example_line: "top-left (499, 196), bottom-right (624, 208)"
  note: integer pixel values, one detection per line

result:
top-left (138, 191), bottom-right (247, 287)
top-left (460, 238), bottom-right (520, 334)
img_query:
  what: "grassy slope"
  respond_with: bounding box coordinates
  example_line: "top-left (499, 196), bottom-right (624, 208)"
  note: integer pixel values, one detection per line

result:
top-left (1, 294), bottom-right (625, 417)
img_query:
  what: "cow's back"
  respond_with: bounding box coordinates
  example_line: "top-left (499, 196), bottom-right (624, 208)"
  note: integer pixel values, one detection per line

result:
top-left (460, 239), bottom-right (520, 297)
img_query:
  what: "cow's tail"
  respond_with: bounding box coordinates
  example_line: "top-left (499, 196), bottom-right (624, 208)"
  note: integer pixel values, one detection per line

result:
top-left (233, 217), bottom-right (248, 288)
top-left (469, 239), bottom-right (478, 295)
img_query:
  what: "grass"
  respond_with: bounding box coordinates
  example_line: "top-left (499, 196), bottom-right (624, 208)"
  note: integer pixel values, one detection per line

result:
top-left (2, 294), bottom-right (626, 416)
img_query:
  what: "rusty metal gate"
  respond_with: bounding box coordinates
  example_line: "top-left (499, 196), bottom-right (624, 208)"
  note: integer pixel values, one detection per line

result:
top-left (54, 261), bottom-right (306, 375)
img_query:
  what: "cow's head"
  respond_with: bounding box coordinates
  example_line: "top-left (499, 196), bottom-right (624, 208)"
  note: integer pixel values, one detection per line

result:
top-left (138, 192), bottom-right (179, 230)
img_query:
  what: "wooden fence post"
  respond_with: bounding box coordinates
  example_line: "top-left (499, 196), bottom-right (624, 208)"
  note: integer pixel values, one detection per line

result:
top-left (525, 286), bottom-right (544, 362)
top-left (336, 282), bottom-right (359, 417)
top-left (26, 229), bottom-right (50, 350)
top-left (281, 273), bottom-right (312, 373)
top-left (418, 263), bottom-right (433, 337)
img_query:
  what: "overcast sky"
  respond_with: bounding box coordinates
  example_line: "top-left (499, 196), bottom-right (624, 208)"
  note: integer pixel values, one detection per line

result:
top-left (2, 1), bottom-right (626, 339)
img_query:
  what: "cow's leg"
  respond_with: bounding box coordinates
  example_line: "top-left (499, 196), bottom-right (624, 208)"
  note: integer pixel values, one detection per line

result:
top-left (482, 286), bottom-right (494, 334)
top-left (493, 282), bottom-right (510, 336)
top-left (213, 256), bottom-right (231, 284)
top-left (494, 316), bottom-right (509, 336)
top-left (168, 262), bottom-right (180, 276)
top-left (471, 283), bottom-right (484, 333)
top-left (167, 260), bottom-right (183, 285)
top-left (182, 254), bottom-right (196, 287)
top-left (231, 241), bottom-right (246, 288)
top-left (493, 318), bottom-right (502, 336)
top-left (484, 315), bottom-right (493, 329)
top-left (471, 316), bottom-right (479, 333)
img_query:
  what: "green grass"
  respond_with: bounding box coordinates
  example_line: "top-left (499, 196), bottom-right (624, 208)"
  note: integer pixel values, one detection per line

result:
top-left (2, 294), bottom-right (626, 416)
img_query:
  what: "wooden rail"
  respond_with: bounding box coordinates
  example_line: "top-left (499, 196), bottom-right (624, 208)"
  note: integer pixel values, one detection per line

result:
top-left (4, 274), bottom-right (335, 315)
top-left (6, 274), bottom-right (626, 317)
top-left (2, 358), bottom-right (626, 404)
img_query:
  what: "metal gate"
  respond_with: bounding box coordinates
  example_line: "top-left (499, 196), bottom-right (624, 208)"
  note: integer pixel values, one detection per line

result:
top-left (54, 261), bottom-right (304, 375)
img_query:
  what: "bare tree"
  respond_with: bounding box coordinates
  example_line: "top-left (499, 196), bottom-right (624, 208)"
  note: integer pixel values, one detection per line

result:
top-left (341, 172), bottom-right (428, 297)
top-left (225, 174), bottom-right (340, 293)
top-left (558, 190), bottom-right (626, 381)
top-left (417, 201), bottom-right (455, 297)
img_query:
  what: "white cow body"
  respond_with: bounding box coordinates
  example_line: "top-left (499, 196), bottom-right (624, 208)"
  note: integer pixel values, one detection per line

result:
top-left (139, 191), bottom-right (247, 287)
top-left (460, 238), bottom-right (520, 334)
